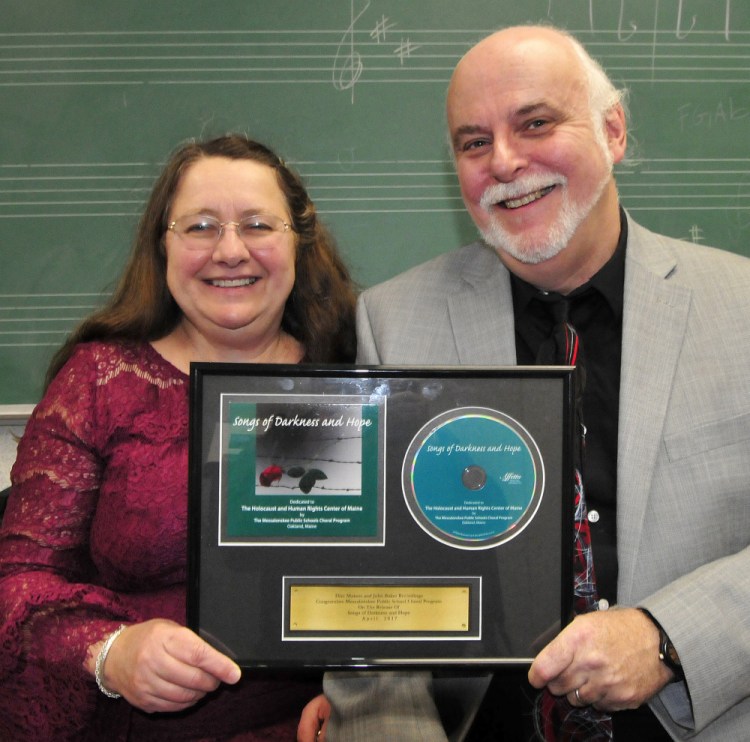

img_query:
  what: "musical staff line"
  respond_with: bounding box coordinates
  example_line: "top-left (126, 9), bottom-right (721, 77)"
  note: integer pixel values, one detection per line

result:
top-left (0, 150), bottom-right (747, 348)
top-left (1, 28), bottom-right (749, 88)
top-left (0, 293), bottom-right (102, 348)
top-left (0, 160), bottom-right (747, 214)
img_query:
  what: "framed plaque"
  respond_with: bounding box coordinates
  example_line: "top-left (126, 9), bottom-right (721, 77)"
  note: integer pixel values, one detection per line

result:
top-left (187, 365), bottom-right (574, 668)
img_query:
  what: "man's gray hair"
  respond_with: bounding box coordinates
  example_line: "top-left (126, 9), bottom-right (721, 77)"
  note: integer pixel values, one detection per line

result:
top-left (563, 29), bottom-right (628, 121)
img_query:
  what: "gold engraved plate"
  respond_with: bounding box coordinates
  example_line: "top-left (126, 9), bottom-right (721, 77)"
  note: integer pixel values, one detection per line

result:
top-left (289, 585), bottom-right (470, 632)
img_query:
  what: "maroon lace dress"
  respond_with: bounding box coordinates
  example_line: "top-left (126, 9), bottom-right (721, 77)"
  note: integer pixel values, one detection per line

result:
top-left (0, 341), bottom-right (318, 741)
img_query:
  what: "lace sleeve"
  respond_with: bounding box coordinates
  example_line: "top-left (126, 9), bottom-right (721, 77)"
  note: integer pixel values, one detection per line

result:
top-left (0, 344), bottom-right (140, 738)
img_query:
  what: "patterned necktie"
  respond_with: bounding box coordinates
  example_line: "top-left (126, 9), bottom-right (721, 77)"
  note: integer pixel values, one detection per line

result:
top-left (533, 298), bottom-right (614, 742)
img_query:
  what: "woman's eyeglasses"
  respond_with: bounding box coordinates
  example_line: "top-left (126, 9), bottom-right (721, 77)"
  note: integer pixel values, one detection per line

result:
top-left (167, 214), bottom-right (293, 250)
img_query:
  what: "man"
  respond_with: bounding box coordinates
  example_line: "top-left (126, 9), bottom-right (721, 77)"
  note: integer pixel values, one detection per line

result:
top-left (313, 25), bottom-right (750, 741)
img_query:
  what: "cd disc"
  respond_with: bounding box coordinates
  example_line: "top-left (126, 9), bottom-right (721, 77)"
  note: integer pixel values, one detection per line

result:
top-left (402, 407), bottom-right (544, 549)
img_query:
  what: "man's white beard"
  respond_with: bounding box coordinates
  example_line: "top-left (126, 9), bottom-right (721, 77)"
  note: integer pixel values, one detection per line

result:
top-left (478, 167), bottom-right (611, 265)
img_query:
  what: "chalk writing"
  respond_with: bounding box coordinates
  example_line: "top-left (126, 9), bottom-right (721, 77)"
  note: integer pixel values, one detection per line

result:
top-left (370, 14), bottom-right (395, 43)
top-left (577, 0), bottom-right (735, 40)
top-left (676, 0), bottom-right (697, 39)
top-left (617, 0), bottom-right (638, 42)
top-left (332, 0), bottom-right (419, 102)
top-left (394, 38), bottom-right (420, 65)
top-left (678, 98), bottom-right (750, 131)
top-left (332, 0), bottom-right (369, 102)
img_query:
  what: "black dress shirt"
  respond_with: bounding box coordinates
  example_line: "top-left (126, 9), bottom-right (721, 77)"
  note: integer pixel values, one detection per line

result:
top-left (511, 218), bottom-right (625, 605)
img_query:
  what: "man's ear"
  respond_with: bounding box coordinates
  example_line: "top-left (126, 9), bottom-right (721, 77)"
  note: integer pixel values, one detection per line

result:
top-left (605, 103), bottom-right (627, 164)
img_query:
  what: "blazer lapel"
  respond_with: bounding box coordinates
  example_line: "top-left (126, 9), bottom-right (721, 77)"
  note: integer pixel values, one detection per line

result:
top-left (447, 243), bottom-right (517, 366)
top-left (616, 219), bottom-right (692, 601)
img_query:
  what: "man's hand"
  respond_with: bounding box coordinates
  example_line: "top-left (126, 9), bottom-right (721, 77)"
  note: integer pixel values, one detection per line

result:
top-left (298, 693), bottom-right (330, 741)
top-left (528, 607), bottom-right (674, 710)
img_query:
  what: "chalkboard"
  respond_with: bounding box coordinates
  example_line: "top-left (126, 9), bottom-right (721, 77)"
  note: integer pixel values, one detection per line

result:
top-left (2, 0), bottom-right (749, 406)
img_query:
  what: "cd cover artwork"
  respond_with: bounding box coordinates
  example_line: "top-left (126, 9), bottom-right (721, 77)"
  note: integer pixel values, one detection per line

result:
top-left (219, 397), bottom-right (382, 544)
top-left (402, 407), bottom-right (544, 549)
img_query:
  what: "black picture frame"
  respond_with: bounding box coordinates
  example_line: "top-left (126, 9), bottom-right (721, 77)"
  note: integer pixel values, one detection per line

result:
top-left (187, 364), bottom-right (574, 669)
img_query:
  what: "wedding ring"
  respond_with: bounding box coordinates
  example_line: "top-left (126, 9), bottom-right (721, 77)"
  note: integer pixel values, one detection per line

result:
top-left (574, 687), bottom-right (583, 705)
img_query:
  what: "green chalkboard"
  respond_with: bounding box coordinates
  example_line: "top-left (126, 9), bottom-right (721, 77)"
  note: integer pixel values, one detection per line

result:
top-left (2, 0), bottom-right (749, 405)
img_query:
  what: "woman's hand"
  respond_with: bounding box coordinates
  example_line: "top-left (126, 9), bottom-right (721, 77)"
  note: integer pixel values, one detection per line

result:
top-left (297, 693), bottom-right (330, 742)
top-left (88, 618), bottom-right (241, 713)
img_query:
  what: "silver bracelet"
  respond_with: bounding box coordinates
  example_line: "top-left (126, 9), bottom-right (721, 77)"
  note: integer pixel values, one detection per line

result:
top-left (95, 624), bottom-right (127, 699)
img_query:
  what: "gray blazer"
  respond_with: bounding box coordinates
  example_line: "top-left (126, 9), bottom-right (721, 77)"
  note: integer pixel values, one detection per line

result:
top-left (347, 215), bottom-right (750, 741)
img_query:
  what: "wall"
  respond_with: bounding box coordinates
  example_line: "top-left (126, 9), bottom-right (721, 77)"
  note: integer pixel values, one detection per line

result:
top-left (0, 419), bottom-right (24, 489)
top-left (2, 0), bottom-right (749, 406)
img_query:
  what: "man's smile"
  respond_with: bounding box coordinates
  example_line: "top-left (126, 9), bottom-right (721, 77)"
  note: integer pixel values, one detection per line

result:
top-left (500, 185), bottom-right (556, 209)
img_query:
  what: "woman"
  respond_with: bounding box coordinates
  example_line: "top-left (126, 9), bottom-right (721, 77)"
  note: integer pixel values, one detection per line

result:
top-left (0, 134), bottom-right (356, 741)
